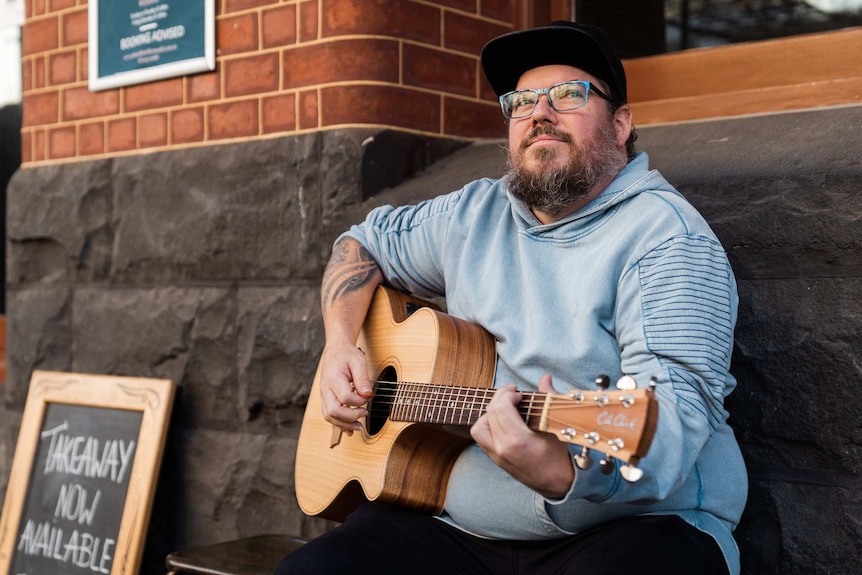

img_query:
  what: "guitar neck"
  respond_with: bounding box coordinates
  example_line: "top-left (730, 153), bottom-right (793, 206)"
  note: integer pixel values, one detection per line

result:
top-left (385, 381), bottom-right (545, 429)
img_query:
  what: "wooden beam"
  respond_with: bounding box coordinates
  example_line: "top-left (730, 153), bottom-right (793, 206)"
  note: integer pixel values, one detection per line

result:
top-left (625, 27), bottom-right (862, 124)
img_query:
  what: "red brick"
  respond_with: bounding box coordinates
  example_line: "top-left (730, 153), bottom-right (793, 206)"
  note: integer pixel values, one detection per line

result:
top-left (50, 0), bottom-right (77, 11)
top-left (33, 130), bottom-right (48, 162)
top-left (34, 0), bottom-right (46, 17)
top-left (225, 0), bottom-right (279, 12)
top-left (402, 44), bottom-right (477, 97)
top-left (262, 94), bottom-right (296, 133)
top-left (321, 85), bottom-right (440, 133)
top-left (299, 89), bottom-right (318, 130)
top-left (218, 13), bottom-right (258, 55)
top-left (172, 108), bottom-right (205, 143)
top-left (188, 71), bottom-right (221, 102)
top-left (480, 72), bottom-right (497, 102)
top-left (21, 130), bottom-right (32, 163)
top-left (34, 56), bottom-right (46, 89)
top-left (22, 58), bottom-right (32, 92)
top-left (48, 125), bottom-right (76, 159)
top-left (322, 0), bottom-right (440, 45)
top-left (444, 96), bottom-right (506, 138)
top-left (124, 78), bottom-right (183, 112)
top-left (283, 39), bottom-right (398, 89)
top-left (22, 16), bottom-right (58, 55)
top-left (300, 0), bottom-right (318, 42)
top-left (49, 51), bottom-right (77, 85)
top-left (63, 86), bottom-right (119, 120)
top-left (81, 47), bottom-right (88, 81)
top-left (62, 9), bottom-right (88, 47)
top-left (209, 99), bottom-right (259, 140)
top-left (262, 5), bottom-right (297, 48)
top-left (480, 0), bottom-right (514, 22)
top-left (108, 117), bottom-right (136, 152)
top-left (444, 12), bottom-right (510, 55)
top-left (79, 121), bottom-right (105, 156)
top-left (23, 92), bottom-right (59, 126)
top-left (140, 113), bottom-right (168, 147)
top-left (225, 53), bottom-right (279, 97)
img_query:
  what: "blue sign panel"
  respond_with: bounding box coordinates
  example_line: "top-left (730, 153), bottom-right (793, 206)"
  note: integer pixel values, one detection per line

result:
top-left (89, 0), bottom-right (215, 91)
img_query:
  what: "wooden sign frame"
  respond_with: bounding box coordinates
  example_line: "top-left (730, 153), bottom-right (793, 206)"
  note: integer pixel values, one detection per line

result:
top-left (0, 371), bottom-right (175, 575)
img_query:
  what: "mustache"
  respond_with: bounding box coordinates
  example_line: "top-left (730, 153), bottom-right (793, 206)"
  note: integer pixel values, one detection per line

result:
top-left (520, 126), bottom-right (574, 150)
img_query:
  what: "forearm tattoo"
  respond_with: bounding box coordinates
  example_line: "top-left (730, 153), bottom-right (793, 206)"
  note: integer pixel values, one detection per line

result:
top-left (322, 240), bottom-right (380, 313)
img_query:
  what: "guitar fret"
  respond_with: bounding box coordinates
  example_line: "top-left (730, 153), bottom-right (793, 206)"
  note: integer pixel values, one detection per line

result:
top-left (411, 383), bottom-right (422, 423)
top-left (392, 384), bottom-right (403, 421)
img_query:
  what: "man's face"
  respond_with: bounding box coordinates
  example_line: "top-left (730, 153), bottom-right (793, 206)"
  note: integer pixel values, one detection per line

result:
top-left (506, 64), bottom-right (631, 220)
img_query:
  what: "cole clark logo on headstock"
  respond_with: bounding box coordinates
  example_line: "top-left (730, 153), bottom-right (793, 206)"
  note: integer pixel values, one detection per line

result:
top-left (559, 375), bottom-right (658, 483)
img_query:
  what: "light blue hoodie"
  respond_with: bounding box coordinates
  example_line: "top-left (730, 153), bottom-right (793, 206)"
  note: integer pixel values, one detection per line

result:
top-left (342, 152), bottom-right (748, 575)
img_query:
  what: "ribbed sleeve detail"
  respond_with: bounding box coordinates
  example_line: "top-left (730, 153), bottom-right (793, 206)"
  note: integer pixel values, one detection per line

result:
top-left (639, 236), bottom-right (734, 428)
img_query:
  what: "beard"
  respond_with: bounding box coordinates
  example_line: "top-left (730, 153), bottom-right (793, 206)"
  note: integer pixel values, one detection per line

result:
top-left (506, 120), bottom-right (626, 218)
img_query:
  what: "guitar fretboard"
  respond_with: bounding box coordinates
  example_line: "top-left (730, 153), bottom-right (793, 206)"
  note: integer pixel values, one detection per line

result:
top-left (378, 381), bottom-right (545, 430)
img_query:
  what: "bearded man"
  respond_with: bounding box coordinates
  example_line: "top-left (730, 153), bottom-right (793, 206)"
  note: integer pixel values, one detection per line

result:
top-left (279, 21), bottom-right (747, 575)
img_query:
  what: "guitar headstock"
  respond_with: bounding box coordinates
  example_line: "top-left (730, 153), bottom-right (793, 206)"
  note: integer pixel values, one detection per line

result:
top-left (543, 376), bottom-right (658, 482)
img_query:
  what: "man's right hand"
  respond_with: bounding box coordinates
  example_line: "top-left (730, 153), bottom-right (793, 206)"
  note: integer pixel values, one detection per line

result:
top-left (318, 340), bottom-right (376, 434)
top-left (319, 237), bottom-right (384, 434)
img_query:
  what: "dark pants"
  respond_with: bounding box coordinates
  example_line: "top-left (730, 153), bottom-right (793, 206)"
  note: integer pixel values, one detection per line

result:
top-left (275, 503), bottom-right (730, 575)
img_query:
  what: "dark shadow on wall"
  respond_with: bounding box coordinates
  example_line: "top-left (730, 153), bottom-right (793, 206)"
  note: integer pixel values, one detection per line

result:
top-left (0, 104), bottom-right (22, 314)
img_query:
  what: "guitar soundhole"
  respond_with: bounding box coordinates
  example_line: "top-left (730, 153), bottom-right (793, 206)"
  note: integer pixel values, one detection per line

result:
top-left (367, 366), bottom-right (397, 435)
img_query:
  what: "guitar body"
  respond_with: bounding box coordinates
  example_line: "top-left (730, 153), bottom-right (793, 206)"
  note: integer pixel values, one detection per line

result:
top-left (295, 287), bottom-right (497, 522)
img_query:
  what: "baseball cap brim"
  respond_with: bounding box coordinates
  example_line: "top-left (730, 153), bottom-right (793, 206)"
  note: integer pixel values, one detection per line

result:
top-left (481, 21), bottom-right (627, 104)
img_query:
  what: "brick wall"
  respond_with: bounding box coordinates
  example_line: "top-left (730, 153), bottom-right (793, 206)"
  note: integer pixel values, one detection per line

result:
top-left (20, 0), bottom-right (512, 166)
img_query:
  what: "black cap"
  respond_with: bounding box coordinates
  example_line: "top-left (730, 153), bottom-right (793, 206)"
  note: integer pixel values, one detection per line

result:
top-left (481, 21), bottom-right (627, 104)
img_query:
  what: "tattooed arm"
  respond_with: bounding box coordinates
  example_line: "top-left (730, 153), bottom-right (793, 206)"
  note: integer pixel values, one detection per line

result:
top-left (318, 237), bottom-right (384, 433)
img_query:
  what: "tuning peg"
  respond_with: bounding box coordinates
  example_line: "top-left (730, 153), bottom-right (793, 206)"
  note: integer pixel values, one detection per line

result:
top-left (616, 375), bottom-right (637, 390)
top-left (595, 374), bottom-right (611, 390)
top-left (574, 446), bottom-right (594, 470)
top-left (599, 456), bottom-right (615, 475)
top-left (620, 464), bottom-right (644, 482)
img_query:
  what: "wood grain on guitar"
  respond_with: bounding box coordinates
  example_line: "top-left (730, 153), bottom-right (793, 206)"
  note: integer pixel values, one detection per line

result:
top-left (295, 286), bottom-right (659, 522)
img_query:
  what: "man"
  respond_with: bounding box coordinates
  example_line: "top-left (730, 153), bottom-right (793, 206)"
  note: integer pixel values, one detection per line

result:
top-left (278, 21), bottom-right (747, 575)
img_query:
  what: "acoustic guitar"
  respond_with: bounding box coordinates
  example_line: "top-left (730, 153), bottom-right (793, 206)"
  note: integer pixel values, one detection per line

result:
top-left (295, 286), bottom-right (658, 522)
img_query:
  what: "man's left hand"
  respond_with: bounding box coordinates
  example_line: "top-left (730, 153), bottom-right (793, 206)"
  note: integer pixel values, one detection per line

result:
top-left (470, 375), bottom-right (576, 499)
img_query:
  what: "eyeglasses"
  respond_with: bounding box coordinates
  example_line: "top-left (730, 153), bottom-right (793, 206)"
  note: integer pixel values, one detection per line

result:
top-left (499, 80), bottom-right (612, 119)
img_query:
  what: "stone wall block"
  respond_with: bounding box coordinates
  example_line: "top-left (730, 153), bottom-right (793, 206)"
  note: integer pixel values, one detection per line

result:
top-left (0, 408), bottom-right (22, 511)
top-left (71, 287), bottom-right (237, 428)
top-left (318, 129), bottom-right (473, 258)
top-left (639, 107), bottom-right (862, 183)
top-left (110, 137), bottom-right (323, 283)
top-left (729, 278), bottom-right (862, 473)
top-left (735, 479), bottom-right (862, 575)
top-left (4, 287), bottom-right (72, 408)
top-left (237, 285), bottom-right (324, 434)
top-left (177, 428), bottom-right (268, 546)
top-left (7, 160), bottom-right (113, 283)
top-left (234, 435), bottom-right (336, 539)
top-left (758, 482), bottom-right (862, 574)
top-left (681, 174), bottom-right (862, 280)
top-left (319, 129), bottom-right (369, 252)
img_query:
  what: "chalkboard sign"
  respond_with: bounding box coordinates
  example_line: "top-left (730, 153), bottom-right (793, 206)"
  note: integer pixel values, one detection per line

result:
top-left (0, 371), bottom-right (175, 575)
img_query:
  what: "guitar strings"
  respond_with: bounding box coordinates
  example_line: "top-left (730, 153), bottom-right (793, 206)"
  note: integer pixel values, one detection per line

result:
top-left (360, 381), bottom-right (641, 458)
top-left (364, 380), bottom-right (639, 417)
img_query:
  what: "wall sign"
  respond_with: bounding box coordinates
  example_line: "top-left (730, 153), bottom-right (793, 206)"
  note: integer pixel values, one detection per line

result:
top-left (0, 371), bottom-right (175, 575)
top-left (89, 0), bottom-right (215, 92)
